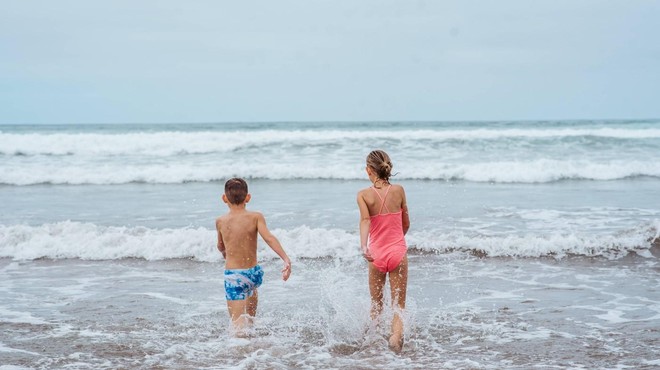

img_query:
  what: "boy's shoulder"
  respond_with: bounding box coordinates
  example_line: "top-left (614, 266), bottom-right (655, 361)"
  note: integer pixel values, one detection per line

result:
top-left (216, 211), bottom-right (263, 231)
top-left (217, 210), bottom-right (263, 221)
top-left (215, 214), bottom-right (226, 228)
top-left (245, 210), bottom-right (264, 219)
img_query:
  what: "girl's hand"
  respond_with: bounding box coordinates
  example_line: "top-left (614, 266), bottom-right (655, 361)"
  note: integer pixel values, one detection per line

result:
top-left (361, 246), bottom-right (374, 262)
top-left (281, 261), bottom-right (292, 281)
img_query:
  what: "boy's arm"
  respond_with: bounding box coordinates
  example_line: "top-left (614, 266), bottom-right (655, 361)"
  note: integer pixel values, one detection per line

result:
top-left (215, 219), bottom-right (226, 259)
top-left (256, 213), bottom-right (291, 281)
top-left (400, 186), bottom-right (410, 235)
top-left (356, 191), bottom-right (373, 262)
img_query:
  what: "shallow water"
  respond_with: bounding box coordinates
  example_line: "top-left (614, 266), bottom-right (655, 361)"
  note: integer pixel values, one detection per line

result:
top-left (2, 121), bottom-right (660, 369)
top-left (1, 254), bottom-right (659, 369)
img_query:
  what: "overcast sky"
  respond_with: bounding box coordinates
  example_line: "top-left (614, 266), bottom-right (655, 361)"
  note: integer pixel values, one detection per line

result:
top-left (1, 1), bottom-right (659, 124)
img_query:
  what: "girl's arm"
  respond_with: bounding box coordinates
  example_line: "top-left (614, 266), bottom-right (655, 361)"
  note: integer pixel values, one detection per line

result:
top-left (356, 191), bottom-right (374, 261)
top-left (400, 187), bottom-right (410, 235)
top-left (256, 212), bottom-right (291, 281)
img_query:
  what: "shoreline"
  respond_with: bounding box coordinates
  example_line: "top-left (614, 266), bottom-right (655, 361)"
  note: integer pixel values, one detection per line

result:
top-left (1, 254), bottom-right (658, 368)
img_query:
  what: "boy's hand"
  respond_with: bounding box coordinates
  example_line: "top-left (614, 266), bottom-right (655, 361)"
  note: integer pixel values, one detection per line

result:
top-left (281, 261), bottom-right (291, 281)
top-left (361, 246), bottom-right (374, 262)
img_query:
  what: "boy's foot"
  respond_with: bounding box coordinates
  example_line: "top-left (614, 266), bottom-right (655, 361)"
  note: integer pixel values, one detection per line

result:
top-left (388, 334), bottom-right (404, 354)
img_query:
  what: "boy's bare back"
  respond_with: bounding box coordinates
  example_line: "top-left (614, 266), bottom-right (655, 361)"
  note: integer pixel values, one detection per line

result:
top-left (216, 209), bottom-right (261, 269)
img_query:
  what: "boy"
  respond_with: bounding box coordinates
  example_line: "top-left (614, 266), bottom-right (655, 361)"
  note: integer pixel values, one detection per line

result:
top-left (216, 178), bottom-right (292, 334)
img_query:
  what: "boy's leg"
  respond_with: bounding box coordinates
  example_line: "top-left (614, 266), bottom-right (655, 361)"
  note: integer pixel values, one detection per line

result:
top-left (368, 263), bottom-right (387, 321)
top-left (246, 289), bottom-right (258, 320)
top-left (226, 299), bottom-right (248, 334)
top-left (388, 255), bottom-right (408, 353)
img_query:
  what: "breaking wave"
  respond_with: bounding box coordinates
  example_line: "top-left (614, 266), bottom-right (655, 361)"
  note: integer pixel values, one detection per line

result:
top-left (1, 221), bottom-right (657, 261)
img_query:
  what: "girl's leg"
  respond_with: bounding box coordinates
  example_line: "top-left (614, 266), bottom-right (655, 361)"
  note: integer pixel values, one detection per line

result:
top-left (368, 262), bottom-right (387, 321)
top-left (388, 255), bottom-right (408, 353)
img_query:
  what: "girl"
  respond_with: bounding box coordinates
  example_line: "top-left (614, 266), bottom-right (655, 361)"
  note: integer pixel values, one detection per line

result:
top-left (356, 149), bottom-right (410, 353)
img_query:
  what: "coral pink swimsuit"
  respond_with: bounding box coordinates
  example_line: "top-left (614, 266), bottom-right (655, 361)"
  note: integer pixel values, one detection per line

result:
top-left (368, 185), bottom-right (407, 273)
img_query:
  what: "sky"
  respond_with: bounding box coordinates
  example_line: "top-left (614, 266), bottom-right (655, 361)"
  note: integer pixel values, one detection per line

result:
top-left (1, 1), bottom-right (659, 124)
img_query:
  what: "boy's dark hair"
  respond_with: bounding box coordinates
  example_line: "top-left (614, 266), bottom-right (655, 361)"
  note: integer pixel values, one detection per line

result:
top-left (224, 178), bottom-right (248, 204)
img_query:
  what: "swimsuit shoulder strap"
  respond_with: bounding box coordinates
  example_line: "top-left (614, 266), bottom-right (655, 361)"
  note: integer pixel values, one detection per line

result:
top-left (371, 185), bottom-right (392, 214)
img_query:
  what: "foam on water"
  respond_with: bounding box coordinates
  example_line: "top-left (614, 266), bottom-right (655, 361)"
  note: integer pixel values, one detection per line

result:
top-left (3, 158), bottom-right (660, 185)
top-left (0, 343), bottom-right (40, 356)
top-left (1, 254), bottom-right (658, 368)
top-left (2, 121), bottom-right (660, 184)
top-left (2, 126), bottom-right (660, 157)
top-left (0, 307), bottom-right (49, 325)
top-left (1, 220), bottom-right (657, 261)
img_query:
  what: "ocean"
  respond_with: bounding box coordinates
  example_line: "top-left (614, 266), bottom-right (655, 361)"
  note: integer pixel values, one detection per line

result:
top-left (1, 120), bottom-right (659, 369)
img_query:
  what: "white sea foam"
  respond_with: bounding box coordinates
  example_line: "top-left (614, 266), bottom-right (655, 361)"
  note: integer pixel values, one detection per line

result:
top-left (409, 221), bottom-right (659, 259)
top-left (2, 158), bottom-right (660, 185)
top-left (135, 292), bottom-right (195, 305)
top-left (0, 307), bottom-right (48, 325)
top-left (2, 124), bottom-right (660, 184)
top-left (0, 342), bottom-right (41, 357)
top-left (2, 127), bottom-right (660, 156)
top-left (0, 222), bottom-right (219, 262)
top-left (1, 221), bottom-right (657, 261)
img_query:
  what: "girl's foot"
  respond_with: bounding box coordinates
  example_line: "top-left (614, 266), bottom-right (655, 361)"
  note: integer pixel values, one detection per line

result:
top-left (388, 333), bottom-right (403, 354)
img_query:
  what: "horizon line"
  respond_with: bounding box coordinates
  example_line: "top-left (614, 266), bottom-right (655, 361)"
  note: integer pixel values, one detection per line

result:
top-left (1, 117), bottom-right (659, 125)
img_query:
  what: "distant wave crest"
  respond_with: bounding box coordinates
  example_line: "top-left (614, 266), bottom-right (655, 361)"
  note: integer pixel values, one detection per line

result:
top-left (2, 127), bottom-right (660, 156)
top-left (1, 159), bottom-right (659, 185)
top-left (2, 126), bottom-right (660, 185)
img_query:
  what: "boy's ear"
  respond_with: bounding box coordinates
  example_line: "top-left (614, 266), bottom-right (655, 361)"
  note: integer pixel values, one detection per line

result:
top-left (245, 194), bottom-right (251, 203)
top-left (221, 194), bottom-right (229, 204)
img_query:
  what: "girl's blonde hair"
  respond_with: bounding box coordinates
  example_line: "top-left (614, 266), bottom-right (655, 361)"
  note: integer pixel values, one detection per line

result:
top-left (366, 150), bottom-right (393, 182)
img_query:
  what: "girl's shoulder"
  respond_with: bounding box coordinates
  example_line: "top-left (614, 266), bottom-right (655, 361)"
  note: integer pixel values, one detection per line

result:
top-left (357, 187), bottom-right (372, 197)
top-left (358, 184), bottom-right (405, 192)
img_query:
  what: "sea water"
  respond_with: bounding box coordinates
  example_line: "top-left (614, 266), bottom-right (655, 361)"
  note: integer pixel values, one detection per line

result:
top-left (1, 121), bottom-right (659, 369)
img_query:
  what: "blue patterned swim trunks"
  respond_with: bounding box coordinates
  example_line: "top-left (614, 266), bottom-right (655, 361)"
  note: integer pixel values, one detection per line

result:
top-left (224, 264), bottom-right (264, 301)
